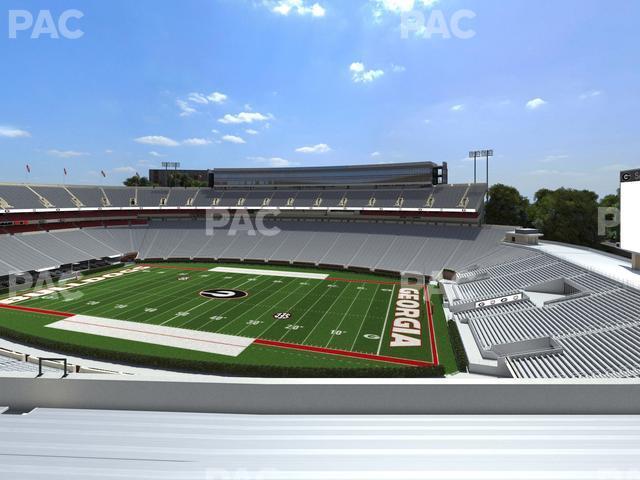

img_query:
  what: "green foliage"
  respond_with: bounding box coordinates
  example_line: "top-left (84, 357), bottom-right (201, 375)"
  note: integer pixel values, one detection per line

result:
top-left (447, 320), bottom-right (468, 372)
top-left (485, 184), bottom-right (530, 226)
top-left (168, 173), bottom-right (207, 188)
top-left (123, 175), bottom-right (152, 187)
top-left (528, 188), bottom-right (599, 247)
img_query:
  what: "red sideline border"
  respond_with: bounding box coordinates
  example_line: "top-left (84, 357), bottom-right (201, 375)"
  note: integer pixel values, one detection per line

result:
top-left (425, 285), bottom-right (439, 366)
top-left (254, 339), bottom-right (433, 367)
top-left (0, 304), bottom-right (74, 318)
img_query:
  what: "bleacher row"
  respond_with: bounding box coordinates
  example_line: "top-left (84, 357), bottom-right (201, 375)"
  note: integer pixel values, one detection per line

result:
top-left (0, 221), bottom-right (507, 277)
top-left (0, 183), bottom-right (487, 211)
top-left (453, 251), bottom-right (640, 379)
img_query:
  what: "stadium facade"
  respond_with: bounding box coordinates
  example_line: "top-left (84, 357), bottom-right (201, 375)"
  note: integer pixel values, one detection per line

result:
top-left (0, 163), bottom-right (639, 382)
top-left (148, 161), bottom-right (448, 187)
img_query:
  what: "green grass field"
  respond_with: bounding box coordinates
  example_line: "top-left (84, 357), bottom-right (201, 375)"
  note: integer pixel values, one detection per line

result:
top-left (0, 262), bottom-right (456, 374)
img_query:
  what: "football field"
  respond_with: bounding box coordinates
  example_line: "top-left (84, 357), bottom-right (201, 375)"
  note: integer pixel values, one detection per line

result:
top-left (0, 263), bottom-right (454, 373)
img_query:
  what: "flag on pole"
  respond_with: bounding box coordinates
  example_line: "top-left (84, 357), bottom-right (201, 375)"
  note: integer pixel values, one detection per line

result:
top-left (64, 167), bottom-right (68, 176)
top-left (25, 164), bottom-right (31, 174)
top-left (101, 170), bottom-right (106, 178)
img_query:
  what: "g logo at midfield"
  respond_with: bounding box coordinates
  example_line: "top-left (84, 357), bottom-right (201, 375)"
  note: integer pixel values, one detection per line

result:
top-left (199, 289), bottom-right (248, 300)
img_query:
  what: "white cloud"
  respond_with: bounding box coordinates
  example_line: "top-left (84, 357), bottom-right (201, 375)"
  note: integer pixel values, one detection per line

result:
top-left (222, 135), bottom-right (246, 144)
top-left (47, 149), bottom-right (89, 158)
top-left (296, 143), bottom-right (331, 154)
top-left (580, 90), bottom-right (602, 100)
top-left (269, 1), bottom-right (326, 17)
top-left (149, 151), bottom-right (166, 157)
top-left (391, 64), bottom-right (406, 73)
top-left (134, 136), bottom-right (180, 147)
top-left (350, 62), bottom-right (385, 83)
top-left (371, 0), bottom-right (438, 16)
top-left (245, 129), bottom-right (259, 135)
top-left (219, 112), bottom-right (272, 124)
top-left (371, 151), bottom-right (381, 157)
top-left (113, 166), bottom-right (137, 174)
top-left (187, 91), bottom-right (227, 105)
top-left (187, 93), bottom-right (209, 105)
top-left (526, 98), bottom-right (547, 110)
top-left (450, 104), bottom-right (464, 112)
top-left (177, 99), bottom-right (197, 117)
top-left (250, 156), bottom-right (299, 167)
top-left (183, 138), bottom-right (212, 146)
top-left (105, 149), bottom-right (114, 154)
top-left (541, 154), bottom-right (569, 163)
top-left (207, 92), bottom-right (228, 104)
top-left (0, 126), bottom-right (30, 138)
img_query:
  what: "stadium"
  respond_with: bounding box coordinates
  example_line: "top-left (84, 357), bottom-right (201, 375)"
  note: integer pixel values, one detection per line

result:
top-left (1, 161), bottom-right (639, 382)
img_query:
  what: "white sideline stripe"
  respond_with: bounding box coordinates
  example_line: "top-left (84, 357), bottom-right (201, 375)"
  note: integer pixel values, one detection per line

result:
top-left (46, 315), bottom-right (255, 357)
top-left (210, 266), bottom-right (329, 280)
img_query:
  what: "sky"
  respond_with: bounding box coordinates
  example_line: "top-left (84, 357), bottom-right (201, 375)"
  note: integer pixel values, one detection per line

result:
top-left (0, 0), bottom-right (639, 198)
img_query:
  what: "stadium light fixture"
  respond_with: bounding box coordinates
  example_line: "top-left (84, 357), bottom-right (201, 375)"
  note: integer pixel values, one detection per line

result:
top-left (162, 162), bottom-right (181, 187)
top-left (468, 149), bottom-right (493, 188)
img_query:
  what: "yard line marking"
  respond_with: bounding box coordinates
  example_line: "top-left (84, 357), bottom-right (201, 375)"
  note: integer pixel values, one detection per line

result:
top-left (31, 266), bottom-right (171, 314)
top-left (300, 282), bottom-right (355, 345)
top-left (277, 279), bottom-right (342, 342)
top-left (321, 286), bottom-right (365, 348)
top-left (376, 284), bottom-right (396, 355)
top-left (191, 275), bottom-right (278, 331)
top-left (125, 268), bottom-right (255, 325)
top-left (350, 284), bottom-right (382, 352)
top-left (231, 278), bottom-right (302, 336)
top-left (253, 280), bottom-right (327, 339)
top-left (172, 275), bottom-right (273, 329)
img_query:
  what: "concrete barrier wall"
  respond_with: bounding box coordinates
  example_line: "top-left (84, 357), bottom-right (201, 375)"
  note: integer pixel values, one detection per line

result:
top-left (1, 376), bottom-right (640, 414)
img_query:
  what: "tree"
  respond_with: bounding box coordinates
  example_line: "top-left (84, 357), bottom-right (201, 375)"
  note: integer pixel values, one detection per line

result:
top-left (484, 184), bottom-right (530, 226)
top-left (123, 175), bottom-right (151, 187)
top-left (528, 188), bottom-right (599, 247)
top-left (169, 173), bottom-right (206, 188)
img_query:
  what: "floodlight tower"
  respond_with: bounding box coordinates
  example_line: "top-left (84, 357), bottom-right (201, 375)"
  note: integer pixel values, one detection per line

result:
top-left (469, 149), bottom-right (494, 198)
top-left (162, 161), bottom-right (181, 187)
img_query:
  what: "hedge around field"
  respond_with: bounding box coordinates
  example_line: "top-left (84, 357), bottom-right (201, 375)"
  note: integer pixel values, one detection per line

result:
top-left (0, 325), bottom-right (445, 378)
top-left (447, 320), bottom-right (469, 372)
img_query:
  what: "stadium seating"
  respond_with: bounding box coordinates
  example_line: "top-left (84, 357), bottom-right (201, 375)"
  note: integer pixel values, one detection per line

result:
top-left (0, 184), bottom-right (485, 211)
top-left (451, 251), bottom-right (640, 379)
